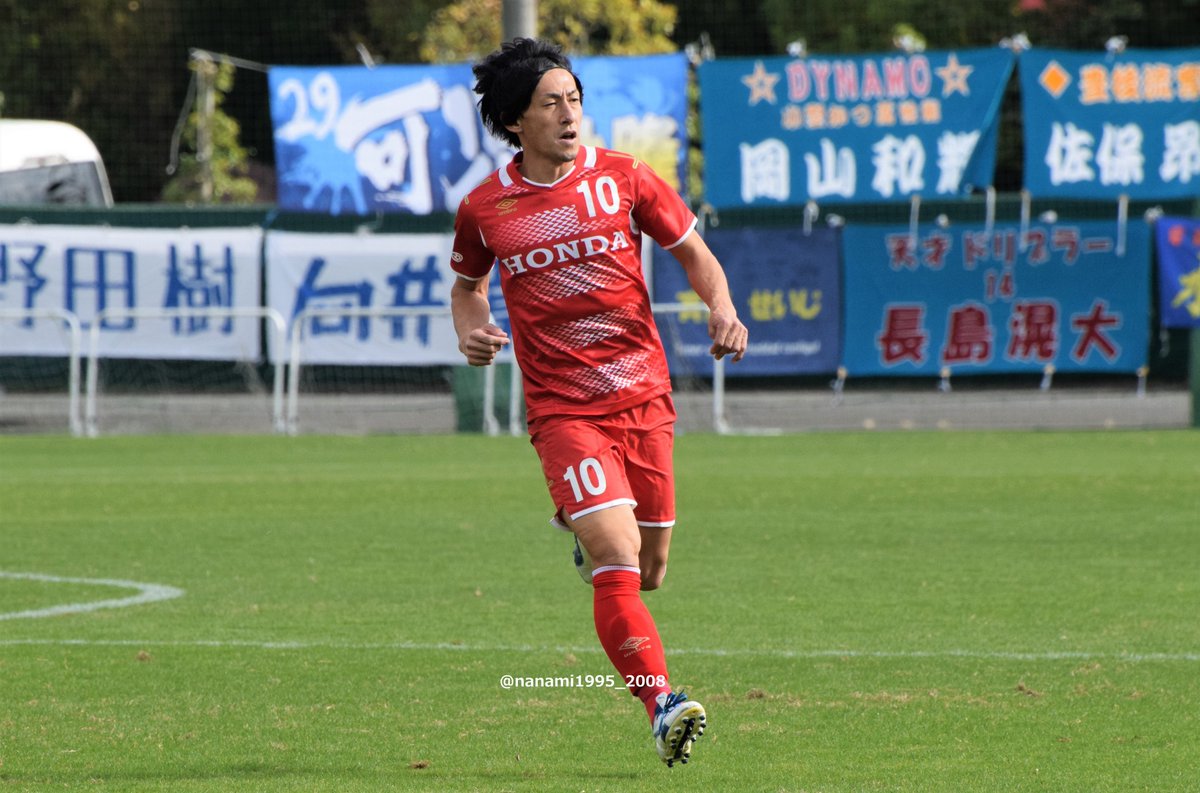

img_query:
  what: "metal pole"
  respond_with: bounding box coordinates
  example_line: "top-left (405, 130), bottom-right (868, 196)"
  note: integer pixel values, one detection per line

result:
top-left (509, 357), bottom-right (524, 437)
top-left (1191, 327), bottom-right (1200, 428)
top-left (192, 52), bottom-right (216, 204)
top-left (0, 309), bottom-right (82, 436)
top-left (502, 0), bottom-right (537, 42)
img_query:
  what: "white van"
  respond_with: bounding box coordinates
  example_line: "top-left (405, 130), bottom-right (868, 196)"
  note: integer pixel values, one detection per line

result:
top-left (0, 119), bottom-right (114, 206)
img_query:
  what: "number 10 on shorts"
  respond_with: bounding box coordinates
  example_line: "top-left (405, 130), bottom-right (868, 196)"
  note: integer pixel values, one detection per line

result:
top-left (564, 457), bottom-right (607, 502)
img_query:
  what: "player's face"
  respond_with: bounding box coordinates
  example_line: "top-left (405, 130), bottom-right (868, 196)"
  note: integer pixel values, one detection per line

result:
top-left (509, 68), bottom-right (582, 174)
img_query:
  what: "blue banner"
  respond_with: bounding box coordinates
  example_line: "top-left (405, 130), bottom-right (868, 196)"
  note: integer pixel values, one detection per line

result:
top-left (268, 54), bottom-right (689, 216)
top-left (841, 220), bottom-right (1150, 375)
top-left (697, 49), bottom-right (1014, 208)
top-left (1020, 48), bottom-right (1200, 199)
top-left (1154, 217), bottom-right (1200, 327)
top-left (652, 226), bottom-right (841, 376)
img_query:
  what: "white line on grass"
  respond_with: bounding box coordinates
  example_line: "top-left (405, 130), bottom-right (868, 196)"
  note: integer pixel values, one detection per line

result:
top-left (0, 637), bottom-right (1195, 663)
top-left (0, 571), bottom-right (184, 621)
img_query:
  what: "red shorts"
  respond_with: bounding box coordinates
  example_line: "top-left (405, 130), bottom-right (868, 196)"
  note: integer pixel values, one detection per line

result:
top-left (528, 394), bottom-right (677, 529)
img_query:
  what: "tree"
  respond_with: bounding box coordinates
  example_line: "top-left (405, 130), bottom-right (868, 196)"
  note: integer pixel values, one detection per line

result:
top-left (416, 0), bottom-right (678, 63)
top-left (174, 0), bottom-right (376, 202)
top-left (1, 0), bottom-right (183, 202)
top-left (361, 0), bottom-right (447, 64)
top-left (5, 0), bottom-right (1198, 205)
top-left (161, 57), bottom-right (257, 204)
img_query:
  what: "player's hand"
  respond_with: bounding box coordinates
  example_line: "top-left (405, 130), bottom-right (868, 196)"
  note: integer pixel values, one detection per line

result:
top-left (460, 324), bottom-right (510, 366)
top-left (708, 309), bottom-right (748, 362)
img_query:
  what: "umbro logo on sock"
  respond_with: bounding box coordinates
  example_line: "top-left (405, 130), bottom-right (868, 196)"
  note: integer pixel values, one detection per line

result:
top-left (619, 636), bottom-right (652, 656)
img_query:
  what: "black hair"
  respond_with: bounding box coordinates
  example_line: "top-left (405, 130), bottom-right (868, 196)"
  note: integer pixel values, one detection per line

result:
top-left (473, 37), bottom-right (584, 149)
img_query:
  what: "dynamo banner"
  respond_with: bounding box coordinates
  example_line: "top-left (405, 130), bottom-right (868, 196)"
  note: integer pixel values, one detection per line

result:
top-left (269, 53), bottom-right (689, 216)
top-left (1020, 47), bottom-right (1200, 199)
top-left (652, 226), bottom-right (841, 376)
top-left (697, 48), bottom-right (1014, 208)
top-left (265, 230), bottom-right (510, 365)
top-left (841, 219), bottom-right (1150, 376)
top-left (1154, 216), bottom-right (1200, 327)
top-left (0, 225), bottom-right (262, 359)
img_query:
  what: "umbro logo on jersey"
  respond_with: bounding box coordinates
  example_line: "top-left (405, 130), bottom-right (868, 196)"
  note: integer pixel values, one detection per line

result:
top-left (619, 636), bottom-right (652, 657)
top-left (495, 198), bottom-right (519, 214)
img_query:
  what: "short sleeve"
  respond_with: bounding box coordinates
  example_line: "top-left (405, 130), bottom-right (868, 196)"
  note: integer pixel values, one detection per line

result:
top-left (628, 161), bottom-right (697, 250)
top-left (450, 203), bottom-right (496, 281)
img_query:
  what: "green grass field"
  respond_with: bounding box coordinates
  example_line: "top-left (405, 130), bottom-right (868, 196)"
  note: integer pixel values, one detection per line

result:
top-left (1, 431), bottom-right (1198, 792)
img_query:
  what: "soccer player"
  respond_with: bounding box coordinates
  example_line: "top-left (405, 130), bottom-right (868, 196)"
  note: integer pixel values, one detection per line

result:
top-left (449, 37), bottom-right (747, 767)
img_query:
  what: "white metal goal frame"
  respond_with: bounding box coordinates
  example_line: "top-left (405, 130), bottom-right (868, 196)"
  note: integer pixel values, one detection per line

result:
top-left (84, 307), bottom-right (288, 437)
top-left (0, 307), bottom-right (85, 436)
top-left (284, 305), bottom-right (492, 435)
top-left (651, 301), bottom-right (730, 434)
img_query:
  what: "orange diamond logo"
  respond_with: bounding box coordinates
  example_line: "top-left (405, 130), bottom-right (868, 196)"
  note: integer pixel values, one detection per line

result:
top-left (1039, 61), bottom-right (1071, 98)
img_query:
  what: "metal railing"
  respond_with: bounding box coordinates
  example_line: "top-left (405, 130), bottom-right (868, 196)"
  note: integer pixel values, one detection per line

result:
top-left (3, 303), bottom-right (731, 436)
top-left (0, 308), bottom-right (84, 436)
top-left (84, 307), bottom-right (287, 437)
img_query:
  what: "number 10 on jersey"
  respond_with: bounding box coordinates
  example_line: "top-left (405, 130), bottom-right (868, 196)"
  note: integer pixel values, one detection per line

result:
top-left (577, 177), bottom-right (621, 217)
top-left (564, 457), bottom-right (608, 502)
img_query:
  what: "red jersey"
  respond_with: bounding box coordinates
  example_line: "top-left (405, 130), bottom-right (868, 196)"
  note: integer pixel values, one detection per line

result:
top-left (451, 146), bottom-right (697, 422)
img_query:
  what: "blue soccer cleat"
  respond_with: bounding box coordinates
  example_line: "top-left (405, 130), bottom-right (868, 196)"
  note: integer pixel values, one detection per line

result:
top-left (652, 690), bottom-right (707, 767)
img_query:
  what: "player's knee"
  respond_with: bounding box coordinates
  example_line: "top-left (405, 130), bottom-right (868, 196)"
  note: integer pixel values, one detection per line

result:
top-left (640, 564), bottom-right (666, 591)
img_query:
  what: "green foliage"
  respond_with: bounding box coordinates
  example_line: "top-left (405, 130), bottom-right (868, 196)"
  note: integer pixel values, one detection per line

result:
top-left (750, 0), bottom-right (1015, 55)
top-left (1016, 0), bottom-right (1197, 49)
top-left (363, 0), bottom-right (449, 63)
top-left (419, 0), bottom-right (678, 63)
top-left (0, 0), bottom-right (184, 202)
top-left (676, 0), bottom-right (1200, 57)
top-left (161, 58), bottom-right (258, 205)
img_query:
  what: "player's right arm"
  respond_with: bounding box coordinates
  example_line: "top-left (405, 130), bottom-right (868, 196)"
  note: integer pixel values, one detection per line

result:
top-left (450, 192), bottom-right (511, 366)
top-left (451, 275), bottom-right (510, 366)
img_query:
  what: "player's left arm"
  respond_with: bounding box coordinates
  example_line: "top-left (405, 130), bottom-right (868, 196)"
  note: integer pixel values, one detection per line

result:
top-left (625, 157), bottom-right (748, 362)
top-left (669, 233), bottom-right (748, 363)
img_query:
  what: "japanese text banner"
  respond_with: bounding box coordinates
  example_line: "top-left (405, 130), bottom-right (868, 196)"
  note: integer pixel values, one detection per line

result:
top-left (841, 220), bottom-right (1150, 375)
top-left (697, 48), bottom-right (1014, 208)
top-left (266, 230), bottom-right (490, 365)
top-left (0, 225), bottom-right (263, 359)
top-left (652, 226), bottom-right (841, 376)
top-left (1020, 47), bottom-right (1200, 199)
top-left (269, 54), bottom-right (689, 216)
top-left (1154, 217), bottom-right (1200, 327)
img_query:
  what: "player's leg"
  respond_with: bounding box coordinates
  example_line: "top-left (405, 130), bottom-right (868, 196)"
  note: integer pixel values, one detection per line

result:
top-left (567, 496), bottom-right (705, 768)
top-left (624, 395), bottom-right (706, 766)
top-left (626, 394), bottom-right (678, 592)
top-left (638, 525), bottom-right (671, 591)
top-left (565, 502), bottom-right (673, 721)
top-left (568, 501), bottom-right (640, 569)
top-left (568, 523), bottom-right (668, 590)
top-left (532, 408), bottom-right (705, 766)
top-left (531, 417), bottom-right (673, 715)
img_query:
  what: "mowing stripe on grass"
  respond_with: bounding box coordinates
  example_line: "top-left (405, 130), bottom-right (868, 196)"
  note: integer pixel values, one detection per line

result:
top-left (0, 637), bottom-right (1196, 663)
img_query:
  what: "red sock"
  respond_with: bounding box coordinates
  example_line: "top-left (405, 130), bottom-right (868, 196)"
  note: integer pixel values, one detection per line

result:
top-left (592, 567), bottom-right (672, 722)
